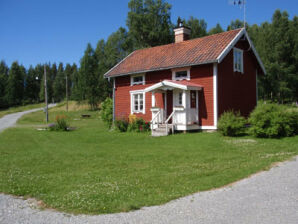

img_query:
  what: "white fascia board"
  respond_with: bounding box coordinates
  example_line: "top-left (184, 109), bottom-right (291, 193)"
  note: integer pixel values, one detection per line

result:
top-left (104, 51), bottom-right (135, 78)
top-left (163, 81), bottom-right (187, 90)
top-left (216, 28), bottom-right (266, 75)
top-left (244, 32), bottom-right (266, 74)
top-left (217, 28), bottom-right (245, 64)
top-left (144, 82), bottom-right (164, 92)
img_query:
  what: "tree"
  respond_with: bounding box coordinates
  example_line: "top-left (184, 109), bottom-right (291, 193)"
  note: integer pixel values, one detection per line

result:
top-left (78, 43), bottom-right (100, 109)
top-left (24, 66), bottom-right (40, 103)
top-left (6, 61), bottom-right (25, 106)
top-left (227, 19), bottom-right (244, 30)
top-left (208, 23), bottom-right (224, 35)
top-left (127, 0), bottom-right (173, 48)
top-left (53, 63), bottom-right (65, 102)
top-left (184, 16), bottom-right (207, 39)
top-left (0, 60), bottom-right (9, 108)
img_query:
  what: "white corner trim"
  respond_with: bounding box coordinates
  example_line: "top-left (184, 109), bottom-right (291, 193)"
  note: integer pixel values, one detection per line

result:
top-left (130, 89), bottom-right (146, 114)
top-left (213, 63), bottom-right (218, 128)
top-left (130, 73), bottom-right (145, 86)
top-left (172, 67), bottom-right (191, 81)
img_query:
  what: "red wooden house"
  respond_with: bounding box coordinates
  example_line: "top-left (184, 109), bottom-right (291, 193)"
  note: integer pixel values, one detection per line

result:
top-left (104, 26), bottom-right (266, 135)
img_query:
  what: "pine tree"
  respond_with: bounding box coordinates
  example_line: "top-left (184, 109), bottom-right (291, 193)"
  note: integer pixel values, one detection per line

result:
top-left (6, 61), bottom-right (25, 106)
top-left (53, 63), bottom-right (65, 102)
top-left (78, 43), bottom-right (99, 109)
top-left (25, 66), bottom-right (40, 103)
top-left (0, 60), bottom-right (9, 108)
top-left (208, 23), bottom-right (224, 35)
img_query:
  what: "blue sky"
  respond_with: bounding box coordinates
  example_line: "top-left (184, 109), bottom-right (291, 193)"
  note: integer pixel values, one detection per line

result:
top-left (0, 0), bottom-right (297, 68)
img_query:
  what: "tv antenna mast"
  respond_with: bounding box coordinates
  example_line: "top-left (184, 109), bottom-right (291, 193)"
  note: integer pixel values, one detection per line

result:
top-left (229, 0), bottom-right (247, 29)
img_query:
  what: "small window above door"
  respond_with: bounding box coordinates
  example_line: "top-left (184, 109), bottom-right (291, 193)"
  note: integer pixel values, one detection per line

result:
top-left (131, 74), bottom-right (145, 86)
top-left (172, 67), bottom-right (190, 81)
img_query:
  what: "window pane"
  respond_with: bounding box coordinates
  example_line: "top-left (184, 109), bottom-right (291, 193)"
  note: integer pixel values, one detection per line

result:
top-left (175, 71), bottom-right (187, 78)
top-left (133, 76), bottom-right (143, 84)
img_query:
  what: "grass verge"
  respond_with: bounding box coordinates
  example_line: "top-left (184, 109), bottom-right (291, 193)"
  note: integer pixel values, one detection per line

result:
top-left (0, 105), bottom-right (297, 214)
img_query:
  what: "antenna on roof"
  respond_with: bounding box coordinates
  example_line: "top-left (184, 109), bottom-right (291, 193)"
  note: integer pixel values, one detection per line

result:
top-left (229, 0), bottom-right (246, 29)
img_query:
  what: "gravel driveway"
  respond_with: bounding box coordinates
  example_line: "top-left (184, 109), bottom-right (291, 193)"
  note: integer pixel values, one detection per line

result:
top-left (0, 107), bottom-right (297, 224)
top-left (0, 104), bottom-right (56, 132)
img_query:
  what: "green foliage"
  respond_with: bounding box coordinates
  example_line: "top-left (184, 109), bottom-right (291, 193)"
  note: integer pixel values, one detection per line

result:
top-left (227, 19), bottom-right (244, 30)
top-left (248, 103), bottom-right (297, 138)
top-left (53, 63), bottom-right (65, 102)
top-left (218, 111), bottom-right (246, 136)
top-left (6, 61), bottom-right (25, 106)
top-left (248, 10), bottom-right (298, 103)
top-left (184, 16), bottom-right (207, 39)
top-left (208, 23), bottom-right (224, 35)
top-left (100, 98), bottom-right (113, 128)
top-left (115, 118), bottom-right (129, 132)
top-left (0, 60), bottom-right (9, 108)
top-left (127, 118), bottom-right (150, 132)
top-left (49, 114), bottom-right (69, 131)
top-left (127, 0), bottom-right (173, 48)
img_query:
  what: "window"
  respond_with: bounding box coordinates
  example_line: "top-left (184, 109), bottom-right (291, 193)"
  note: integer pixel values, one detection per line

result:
top-left (233, 48), bottom-right (243, 73)
top-left (131, 74), bottom-right (145, 85)
top-left (178, 92), bottom-right (183, 105)
top-left (172, 67), bottom-right (190, 80)
top-left (130, 91), bottom-right (145, 113)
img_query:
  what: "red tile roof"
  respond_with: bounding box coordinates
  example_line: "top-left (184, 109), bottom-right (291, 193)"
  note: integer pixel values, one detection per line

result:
top-left (105, 28), bottom-right (243, 78)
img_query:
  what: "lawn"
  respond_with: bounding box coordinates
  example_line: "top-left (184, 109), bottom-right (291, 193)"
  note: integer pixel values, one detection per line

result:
top-left (0, 102), bottom-right (45, 118)
top-left (0, 104), bottom-right (297, 214)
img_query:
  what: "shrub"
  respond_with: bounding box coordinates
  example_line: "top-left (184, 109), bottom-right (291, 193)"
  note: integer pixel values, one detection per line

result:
top-left (248, 103), bottom-right (297, 138)
top-left (100, 98), bottom-right (113, 128)
top-left (128, 118), bottom-right (150, 132)
top-left (218, 111), bottom-right (246, 136)
top-left (49, 114), bottom-right (69, 131)
top-left (115, 118), bottom-right (129, 132)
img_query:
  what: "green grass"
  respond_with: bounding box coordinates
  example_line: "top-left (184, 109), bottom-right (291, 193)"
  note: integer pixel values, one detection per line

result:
top-left (0, 103), bottom-right (45, 118)
top-left (0, 106), bottom-right (297, 214)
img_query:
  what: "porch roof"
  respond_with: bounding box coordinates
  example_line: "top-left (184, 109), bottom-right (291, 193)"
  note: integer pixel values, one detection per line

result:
top-left (144, 80), bottom-right (203, 92)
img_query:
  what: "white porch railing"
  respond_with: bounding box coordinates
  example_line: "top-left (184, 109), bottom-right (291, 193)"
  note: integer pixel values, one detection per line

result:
top-left (150, 108), bottom-right (164, 129)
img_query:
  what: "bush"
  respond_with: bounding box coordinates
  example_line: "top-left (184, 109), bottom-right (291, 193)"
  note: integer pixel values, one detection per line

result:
top-left (218, 111), bottom-right (246, 136)
top-left (49, 114), bottom-right (69, 131)
top-left (100, 98), bottom-right (113, 128)
top-left (248, 103), bottom-right (297, 138)
top-left (128, 118), bottom-right (150, 132)
top-left (115, 118), bottom-right (129, 132)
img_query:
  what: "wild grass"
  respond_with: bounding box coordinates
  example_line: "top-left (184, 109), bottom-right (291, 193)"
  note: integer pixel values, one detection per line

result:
top-left (0, 105), bottom-right (297, 214)
top-left (0, 103), bottom-right (45, 118)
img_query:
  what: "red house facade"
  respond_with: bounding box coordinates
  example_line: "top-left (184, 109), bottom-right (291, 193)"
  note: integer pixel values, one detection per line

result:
top-left (104, 27), bottom-right (266, 134)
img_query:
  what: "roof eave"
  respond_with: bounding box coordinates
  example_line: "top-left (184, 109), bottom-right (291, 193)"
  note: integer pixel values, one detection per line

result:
top-left (105, 60), bottom-right (217, 78)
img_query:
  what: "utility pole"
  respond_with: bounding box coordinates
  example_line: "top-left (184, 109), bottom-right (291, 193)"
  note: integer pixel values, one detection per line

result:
top-left (44, 65), bottom-right (48, 123)
top-left (66, 74), bottom-right (68, 112)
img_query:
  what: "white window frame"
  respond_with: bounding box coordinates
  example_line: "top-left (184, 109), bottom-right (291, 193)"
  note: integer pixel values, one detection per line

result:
top-left (130, 90), bottom-right (145, 114)
top-left (233, 48), bottom-right (244, 73)
top-left (172, 67), bottom-right (190, 81)
top-left (130, 73), bottom-right (145, 86)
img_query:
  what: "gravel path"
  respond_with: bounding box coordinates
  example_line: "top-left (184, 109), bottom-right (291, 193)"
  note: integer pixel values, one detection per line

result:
top-left (0, 104), bottom-right (56, 132)
top-left (0, 106), bottom-right (297, 224)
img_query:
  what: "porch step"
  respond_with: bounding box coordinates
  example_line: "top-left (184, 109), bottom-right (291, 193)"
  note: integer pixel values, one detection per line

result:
top-left (151, 126), bottom-right (172, 137)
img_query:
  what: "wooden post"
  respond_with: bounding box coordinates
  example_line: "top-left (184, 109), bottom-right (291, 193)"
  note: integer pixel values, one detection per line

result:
top-left (44, 65), bottom-right (48, 123)
top-left (66, 74), bottom-right (68, 112)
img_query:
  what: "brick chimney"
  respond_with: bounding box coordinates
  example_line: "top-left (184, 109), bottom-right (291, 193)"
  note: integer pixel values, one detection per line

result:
top-left (174, 19), bottom-right (191, 43)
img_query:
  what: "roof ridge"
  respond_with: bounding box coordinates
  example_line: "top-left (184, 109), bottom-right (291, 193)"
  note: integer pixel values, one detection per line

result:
top-left (134, 28), bottom-right (244, 53)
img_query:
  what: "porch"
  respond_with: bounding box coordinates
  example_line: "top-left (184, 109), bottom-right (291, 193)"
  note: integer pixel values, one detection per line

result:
top-left (144, 80), bottom-right (203, 136)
